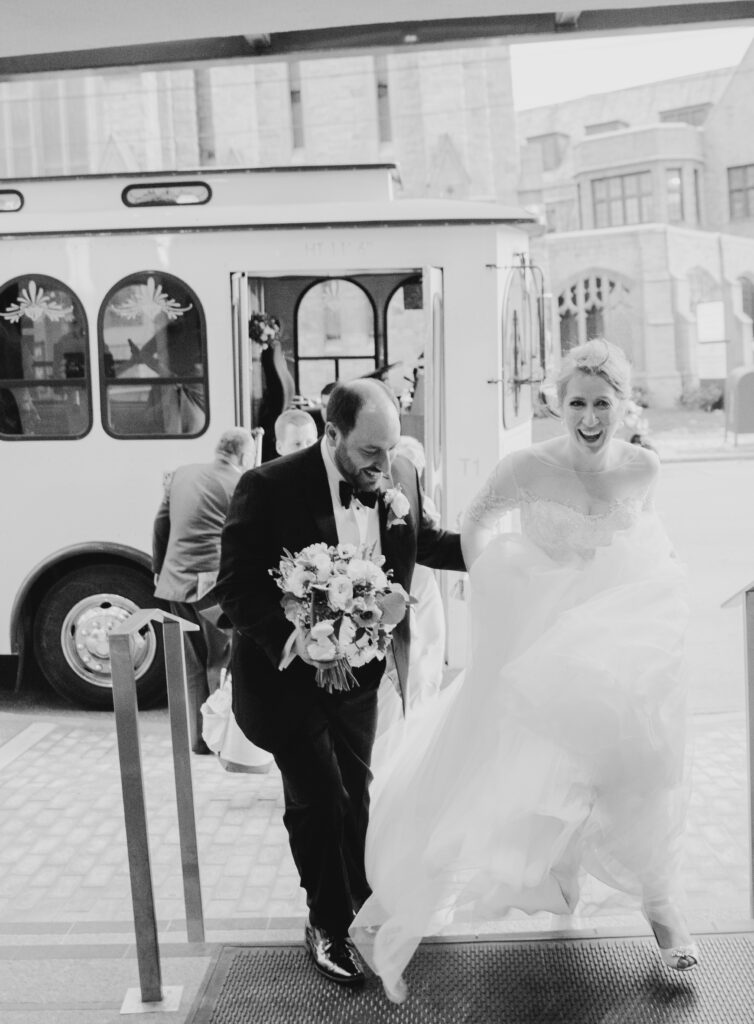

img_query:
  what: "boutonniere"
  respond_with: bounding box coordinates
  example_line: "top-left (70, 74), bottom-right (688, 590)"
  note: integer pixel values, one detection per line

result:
top-left (383, 484), bottom-right (410, 528)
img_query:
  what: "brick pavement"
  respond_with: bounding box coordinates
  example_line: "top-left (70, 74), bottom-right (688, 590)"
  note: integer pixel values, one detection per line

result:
top-left (0, 705), bottom-right (749, 951)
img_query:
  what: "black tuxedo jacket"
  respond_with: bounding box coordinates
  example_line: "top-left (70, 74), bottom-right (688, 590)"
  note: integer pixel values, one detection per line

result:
top-left (215, 442), bottom-right (464, 750)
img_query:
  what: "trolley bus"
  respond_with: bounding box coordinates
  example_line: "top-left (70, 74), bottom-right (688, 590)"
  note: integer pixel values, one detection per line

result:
top-left (0, 164), bottom-right (548, 709)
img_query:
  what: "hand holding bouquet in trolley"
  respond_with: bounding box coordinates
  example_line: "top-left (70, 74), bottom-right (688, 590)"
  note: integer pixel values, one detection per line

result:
top-left (270, 542), bottom-right (414, 692)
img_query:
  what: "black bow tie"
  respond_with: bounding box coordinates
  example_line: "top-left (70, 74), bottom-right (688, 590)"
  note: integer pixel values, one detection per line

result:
top-left (339, 480), bottom-right (379, 509)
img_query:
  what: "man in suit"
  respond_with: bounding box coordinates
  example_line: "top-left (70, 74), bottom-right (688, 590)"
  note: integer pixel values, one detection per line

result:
top-left (216, 380), bottom-right (465, 986)
top-left (152, 427), bottom-right (254, 753)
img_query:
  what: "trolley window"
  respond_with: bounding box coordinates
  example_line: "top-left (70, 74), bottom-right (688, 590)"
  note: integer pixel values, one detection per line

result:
top-left (295, 278), bottom-right (377, 399)
top-left (0, 190), bottom-right (23, 212)
top-left (99, 272), bottom-right (208, 439)
top-left (122, 182), bottom-right (211, 207)
top-left (0, 275), bottom-right (91, 440)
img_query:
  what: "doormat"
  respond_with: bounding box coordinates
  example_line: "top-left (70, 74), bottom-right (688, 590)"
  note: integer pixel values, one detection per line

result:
top-left (187, 932), bottom-right (754, 1023)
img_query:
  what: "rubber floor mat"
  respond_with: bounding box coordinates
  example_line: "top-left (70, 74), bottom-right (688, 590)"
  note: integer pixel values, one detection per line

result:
top-left (187, 932), bottom-right (754, 1023)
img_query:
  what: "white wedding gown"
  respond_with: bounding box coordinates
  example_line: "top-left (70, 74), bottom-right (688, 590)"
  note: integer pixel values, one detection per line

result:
top-left (351, 444), bottom-right (690, 1000)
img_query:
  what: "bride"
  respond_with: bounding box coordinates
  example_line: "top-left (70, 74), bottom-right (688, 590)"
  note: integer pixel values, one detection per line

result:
top-left (351, 339), bottom-right (697, 1002)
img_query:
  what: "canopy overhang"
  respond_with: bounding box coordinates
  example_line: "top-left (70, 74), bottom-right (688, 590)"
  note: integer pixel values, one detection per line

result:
top-left (2, 1), bottom-right (753, 75)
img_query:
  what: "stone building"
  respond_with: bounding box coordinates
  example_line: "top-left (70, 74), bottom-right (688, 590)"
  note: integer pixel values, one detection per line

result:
top-left (518, 46), bottom-right (754, 405)
top-left (0, 47), bottom-right (518, 204)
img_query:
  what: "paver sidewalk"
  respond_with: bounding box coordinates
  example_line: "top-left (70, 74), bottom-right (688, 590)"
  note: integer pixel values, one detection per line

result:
top-left (1, 706), bottom-right (749, 945)
top-left (0, 706), bottom-right (751, 1024)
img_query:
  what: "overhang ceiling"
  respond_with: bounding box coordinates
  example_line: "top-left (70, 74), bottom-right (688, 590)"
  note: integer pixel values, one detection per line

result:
top-left (2, 0), bottom-right (753, 75)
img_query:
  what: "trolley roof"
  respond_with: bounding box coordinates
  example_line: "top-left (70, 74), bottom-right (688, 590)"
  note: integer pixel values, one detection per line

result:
top-left (0, 165), bottom-right (535, 237)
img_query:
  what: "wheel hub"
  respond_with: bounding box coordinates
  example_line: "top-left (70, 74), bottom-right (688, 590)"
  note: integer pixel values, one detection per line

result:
top-left (61, 593), bottom-right (157, 688)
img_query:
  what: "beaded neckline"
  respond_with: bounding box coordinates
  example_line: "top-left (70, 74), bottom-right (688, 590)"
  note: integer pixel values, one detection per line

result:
top-left (530, 442), bottom-right (640, 476)
top-left (518, 488), bottom-right (643, 520)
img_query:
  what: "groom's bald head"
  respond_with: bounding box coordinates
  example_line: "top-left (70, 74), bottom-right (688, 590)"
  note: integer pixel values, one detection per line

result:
top-left (324, 379), bottom-right (401, 493)
top-left (326, 379), bottom-right (399, 436)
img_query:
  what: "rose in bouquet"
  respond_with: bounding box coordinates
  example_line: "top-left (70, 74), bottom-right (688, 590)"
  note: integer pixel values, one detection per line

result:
top-left (270, 541), bottom-right (413, 692)
top-left (248, 311), bottom-right (281, 348)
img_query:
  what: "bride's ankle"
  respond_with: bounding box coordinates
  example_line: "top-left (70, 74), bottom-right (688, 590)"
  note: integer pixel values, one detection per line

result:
top-left (641, 899), bottom-right (691, 950)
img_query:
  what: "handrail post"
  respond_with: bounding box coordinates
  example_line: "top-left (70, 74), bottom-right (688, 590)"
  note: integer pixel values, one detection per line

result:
top-left (162, 618), bottom-right (205, 942)
top-left (745, 588), bottom-right (754, 918)
top-left (109, 608), bottom-right (204, 1005)
top-left (110, 630), bottom-right (163, 1004)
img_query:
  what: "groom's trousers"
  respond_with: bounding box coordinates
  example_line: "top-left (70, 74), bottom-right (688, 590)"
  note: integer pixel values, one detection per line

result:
top-left (272, 684), bottom-right (379, 937)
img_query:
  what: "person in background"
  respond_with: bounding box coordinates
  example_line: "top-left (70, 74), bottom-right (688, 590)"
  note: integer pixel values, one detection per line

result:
top-left (623, 397), bottom-right (656, 452)
top-left (275, 408), bottom-right (319, 456)
top-left (311, 381), bottom-right (336, 435)
top-left (152, 427), bottom-right (254, 753)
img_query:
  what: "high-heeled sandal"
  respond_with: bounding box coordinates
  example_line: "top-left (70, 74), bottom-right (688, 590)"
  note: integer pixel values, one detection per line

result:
top-left (643, 903), bottom-right (699, 972)
top-left (657, 943), bottom-right (699, 971)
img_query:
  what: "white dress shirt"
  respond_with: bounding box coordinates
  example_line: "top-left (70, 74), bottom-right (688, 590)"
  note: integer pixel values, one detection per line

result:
top-left (320, 437), bottom-right (381, 555)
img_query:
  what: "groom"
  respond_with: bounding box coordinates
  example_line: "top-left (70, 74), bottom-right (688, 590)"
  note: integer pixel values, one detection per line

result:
top-left (216, 379), bottom-right (465, 985)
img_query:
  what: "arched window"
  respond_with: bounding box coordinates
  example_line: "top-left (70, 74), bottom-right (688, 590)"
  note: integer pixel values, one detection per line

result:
top-left (99, 272), bottom-right (208, 438)
top-left (295, 278), bottom-right (376, 400)
top-left (386, 274), bottom-right (424, 371)
top-left (557, 272), bottom-right (634, 358)
top-left (0, 275), bottom-right (91, 439)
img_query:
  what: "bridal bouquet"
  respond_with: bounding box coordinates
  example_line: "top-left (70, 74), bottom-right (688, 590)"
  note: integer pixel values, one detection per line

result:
top-left (270, 542), bottom-right (412, 692)
top-left (248, 311), bottom-right (280, 348)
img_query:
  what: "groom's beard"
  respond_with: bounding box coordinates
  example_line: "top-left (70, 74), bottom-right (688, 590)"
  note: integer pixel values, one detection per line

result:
top-left (331, 441), bottom-right (388, 493)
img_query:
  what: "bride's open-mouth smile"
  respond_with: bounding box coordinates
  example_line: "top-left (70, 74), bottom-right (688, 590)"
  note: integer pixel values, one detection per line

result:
top-left (577, 428), bottom-right (604, 445)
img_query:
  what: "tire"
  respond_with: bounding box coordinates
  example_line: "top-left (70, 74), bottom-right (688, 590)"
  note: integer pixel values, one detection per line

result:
top-left (33, 563), bottom-right (165, 710)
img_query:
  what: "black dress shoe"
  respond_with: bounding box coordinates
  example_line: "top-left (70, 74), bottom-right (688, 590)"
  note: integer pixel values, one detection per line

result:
top-left (304, 920), bottom-right (364, 985)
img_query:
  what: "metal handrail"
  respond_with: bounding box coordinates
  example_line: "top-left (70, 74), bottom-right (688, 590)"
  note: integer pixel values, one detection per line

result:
top-left (109, 608), bottom-right (204, 1005)
top-left (722, 581), bottom-right (754, 917)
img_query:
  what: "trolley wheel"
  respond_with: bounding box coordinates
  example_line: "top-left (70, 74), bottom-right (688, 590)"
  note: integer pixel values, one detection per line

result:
top-left (33, 563), bottom-right (165, 710)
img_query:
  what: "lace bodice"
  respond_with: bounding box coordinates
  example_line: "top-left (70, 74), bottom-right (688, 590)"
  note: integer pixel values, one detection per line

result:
top-left (465, 442), bottom-right (657, 563)
top-left (519, 490), bottom-right (643, 561)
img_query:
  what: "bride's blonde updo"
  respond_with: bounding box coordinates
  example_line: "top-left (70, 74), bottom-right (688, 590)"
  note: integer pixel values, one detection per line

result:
top-left (555, 338), bottom-right (632, 405)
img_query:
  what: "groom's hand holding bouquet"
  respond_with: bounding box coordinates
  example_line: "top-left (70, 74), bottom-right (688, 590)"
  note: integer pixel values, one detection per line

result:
top-left (271, 541), bottom-right (414, 693)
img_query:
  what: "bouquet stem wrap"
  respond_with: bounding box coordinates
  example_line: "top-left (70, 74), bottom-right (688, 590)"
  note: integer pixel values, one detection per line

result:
top-left (315, 659), bottom-right (360, 693)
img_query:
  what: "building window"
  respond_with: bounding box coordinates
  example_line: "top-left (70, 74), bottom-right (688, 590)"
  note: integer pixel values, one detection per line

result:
top-left (558, 273), bottom-right (633, 355)
top-left (584, 120), bottom-right (628, 136)
top-left (526, 133), bottom-right (569, 173)
top-left (295, 278), bottom-right (376, 400)
top-left (0, 78), bottom-right (90, 177)
top-left (740, 277), bottom-right (754, 344)
top-left (0, 275), bottom-right (91, 439)
top-left (659, 103), bottom-right (711, 127)
top-left (728, 164), bottom-right (754, 221)
top-left (592, 172), bottom-right (653, 228)
top-left (99, 272), bottom-right (208, 438)
top-left (289, 62), bottom-right (304, 151)
top-left (666, 167), bottom-right (684, 223)
top-left (375, 54), bottom-right (392, 145)
top-left (693, 168), bottom-right (702, 225)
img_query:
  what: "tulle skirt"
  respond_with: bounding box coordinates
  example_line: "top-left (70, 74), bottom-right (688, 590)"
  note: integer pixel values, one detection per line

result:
top-left (351, 515), bottom-right (690, 1000)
